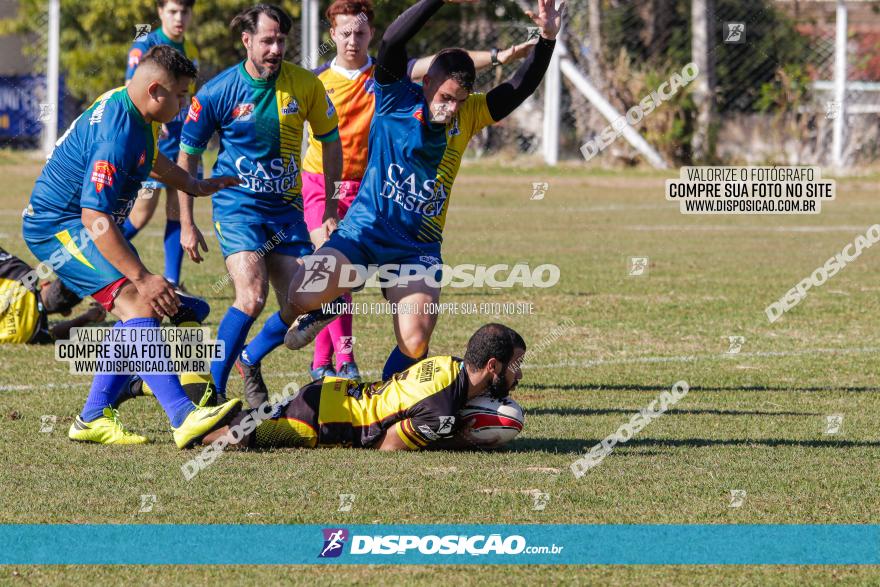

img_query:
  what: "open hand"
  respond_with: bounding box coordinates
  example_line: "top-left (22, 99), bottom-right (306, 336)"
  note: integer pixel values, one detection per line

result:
top-left (525, 0), bottom-right (565, 40)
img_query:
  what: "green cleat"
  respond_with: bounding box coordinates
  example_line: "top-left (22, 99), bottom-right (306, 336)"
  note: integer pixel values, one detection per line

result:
top-left (171, 398), bottom-right (242, 449)
top-left (68, 407), bottom-right (149, 445)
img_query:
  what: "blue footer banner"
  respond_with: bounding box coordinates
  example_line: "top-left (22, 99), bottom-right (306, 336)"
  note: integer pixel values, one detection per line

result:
top-left (0, 524), bottom-right (878, 565)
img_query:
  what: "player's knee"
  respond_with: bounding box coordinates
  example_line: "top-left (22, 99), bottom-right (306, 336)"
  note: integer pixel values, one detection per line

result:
top-left (234, 290), bottom-right (267, 317)
top-left (398, 333), bottom-right (429, 359)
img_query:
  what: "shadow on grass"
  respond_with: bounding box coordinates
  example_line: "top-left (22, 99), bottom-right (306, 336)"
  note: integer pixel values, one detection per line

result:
top-left (527, 407), bottom-right (821, 417)
top-left (510, 437), bottom-right (880, 453)
top-left (521, 383), bottom-right (880, 394)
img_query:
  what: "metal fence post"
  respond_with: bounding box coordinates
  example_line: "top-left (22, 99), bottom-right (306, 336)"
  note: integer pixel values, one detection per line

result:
top-left (831, 0), bottom-right (848, 169)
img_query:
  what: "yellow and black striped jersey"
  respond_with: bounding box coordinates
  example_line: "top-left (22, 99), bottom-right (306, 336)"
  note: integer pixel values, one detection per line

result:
top-left (0, 248), bottom-right (50, 344)
top-left (233, 356), bottom-right (469, 450)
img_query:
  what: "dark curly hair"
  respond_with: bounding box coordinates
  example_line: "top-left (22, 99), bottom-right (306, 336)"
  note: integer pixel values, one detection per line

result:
top-left (427, 48), bottom-right (476, 92)
top-left (464, 323), bottom-right (526, 369)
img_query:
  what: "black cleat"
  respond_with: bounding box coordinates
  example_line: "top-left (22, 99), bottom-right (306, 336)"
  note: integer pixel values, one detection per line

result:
top-left (236, 359), bottom-right (269, 408)
top-left (283, 297), bottom-right (345, 350)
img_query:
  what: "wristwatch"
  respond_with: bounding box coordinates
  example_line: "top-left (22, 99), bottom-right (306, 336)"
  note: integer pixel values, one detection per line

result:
top-left (490, 47), bottom-right (501, 67)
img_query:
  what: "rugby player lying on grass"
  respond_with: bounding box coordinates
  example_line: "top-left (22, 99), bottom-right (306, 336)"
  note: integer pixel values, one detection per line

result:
top-left (200, 323), bottom-right (524, 450)
top-left (0, 247), bottom-right (106, 344)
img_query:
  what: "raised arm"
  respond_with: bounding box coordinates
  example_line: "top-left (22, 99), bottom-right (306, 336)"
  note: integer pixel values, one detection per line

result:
top-left (486, 0), bottom-right (564, 122)
top-left (409, 40), bottom-right (537, 83)
top-left (375, 0), bottom-right (449, 84)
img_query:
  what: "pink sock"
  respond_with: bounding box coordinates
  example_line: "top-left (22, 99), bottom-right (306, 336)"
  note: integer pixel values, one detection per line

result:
top-left (312, 327), bottom-right (334, 370)
top-left (330, 295), bottom-right (355, 369)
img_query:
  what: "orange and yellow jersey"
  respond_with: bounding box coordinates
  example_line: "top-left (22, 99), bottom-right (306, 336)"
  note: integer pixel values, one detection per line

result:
top-left (235, 356), bottom-right (470, 450)
top-left (302, 57), bottom-right (377, 180)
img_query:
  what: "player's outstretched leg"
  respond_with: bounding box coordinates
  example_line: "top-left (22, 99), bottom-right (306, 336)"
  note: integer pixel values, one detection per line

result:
top-left (236, 251), bottom-right (304, 407)
top-left (283, 247), bottom-right (353, 350)
top-left (114, 290), bottom-right (217, 409)
top-left (210, 250), bottom-right (267, 399)
top-left (103, 283), bottom-right (240, 448)
top-left (382, 279), bottom-right (439, 380)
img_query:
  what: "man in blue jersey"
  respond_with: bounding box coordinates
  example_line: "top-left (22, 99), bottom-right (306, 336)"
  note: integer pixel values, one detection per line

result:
top-left (121, 0), bottom-right (199, 289)
top-left (177, 4), bottom-right (343, 404)
top-left (22, 46), bottom-right (241, 447)
top-left (282, 0), bottom-right (563, 381)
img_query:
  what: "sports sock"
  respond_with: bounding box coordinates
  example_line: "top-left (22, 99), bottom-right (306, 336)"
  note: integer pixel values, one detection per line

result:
top-left (312, 327), bottom-right (334, 370)
top-left (163, 220), bottom-right (183, 285)
top-left (330, 293), bottom-right (354, 368)
top-left (210, 307), bottom-right (255, 395)
top-left (120, 218), bottom-right (139, 240)
top-left (124, 317), bottom-right (194, 427)
top-left (240, 311), bottom-right (289, 366)
top-left (382, 345), bottom-right (426, 380)
top-left (111, 376), bottom-right (143, 408)
top-left (80, 321), bottom-right (129, 421)
top-left (125, 321), bottom-right (218, 408)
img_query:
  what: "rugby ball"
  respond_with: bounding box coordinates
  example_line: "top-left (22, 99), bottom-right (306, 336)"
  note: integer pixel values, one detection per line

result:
top-left (456, 395), bottom-right (525, 449)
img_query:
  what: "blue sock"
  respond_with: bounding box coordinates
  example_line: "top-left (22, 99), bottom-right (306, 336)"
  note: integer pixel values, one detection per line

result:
top-left (124, 317), bottom-right (194, 427)
top-left (163, 220), bottom-right (183, 285)
top-left (121, 219), bottom-right (139, 240)
top-left (210, 307), bottom-right (255, 396)
top-left (240, 312), bottom-right (289, 366)
top-left (80, 321), bottom-right (129, 422)
top-left (382, 346), bottom-right (426, 380)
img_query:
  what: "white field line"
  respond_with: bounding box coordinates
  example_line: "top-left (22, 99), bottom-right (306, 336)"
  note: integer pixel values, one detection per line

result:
top-left (4, 346), bottom-right (878, 392)
top-left (623, 224), bottom-right (869, 233)
top-left (525, 346), bottom-right (880, 370)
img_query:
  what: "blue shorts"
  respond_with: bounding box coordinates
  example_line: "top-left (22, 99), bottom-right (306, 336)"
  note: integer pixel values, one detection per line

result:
top-left (23, 219), bottom-right (129, 298)
top-left (324, 223), bottom-right (442, 269)
top-left (213, 219), bottom-right (313, 259)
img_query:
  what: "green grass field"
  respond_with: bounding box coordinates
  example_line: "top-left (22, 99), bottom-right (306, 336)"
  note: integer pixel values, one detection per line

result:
top-left (1, 151), bottom-right (879, 584)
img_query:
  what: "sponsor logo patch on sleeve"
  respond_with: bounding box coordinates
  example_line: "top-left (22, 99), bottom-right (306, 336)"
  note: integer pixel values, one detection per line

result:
top-left (90, 160), bottom-right (116, 193)
top-left (128, 48), bottom-right (142, 69)
top-left (186, 96), bottom-right (202, 123)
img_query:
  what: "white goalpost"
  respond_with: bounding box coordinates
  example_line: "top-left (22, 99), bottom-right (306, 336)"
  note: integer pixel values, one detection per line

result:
top-left (42, 0), bottom-right (59, 156)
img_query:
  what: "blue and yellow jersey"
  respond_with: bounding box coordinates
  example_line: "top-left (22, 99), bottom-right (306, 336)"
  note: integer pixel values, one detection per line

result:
top-left (180, 61), bottom-right (339, 224)
top-left (24, 87), bottom-right (160, 230)
top-left (341, 77), bottom-right (496, 246)
top-left (233, 356), bottom-right (469, 450)
top-left (126, 28), bottom-right (199, 161)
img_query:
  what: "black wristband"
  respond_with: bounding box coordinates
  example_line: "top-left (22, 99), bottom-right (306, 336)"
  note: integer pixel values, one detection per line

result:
top-left (490, 47), bottom-right (501, 67)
